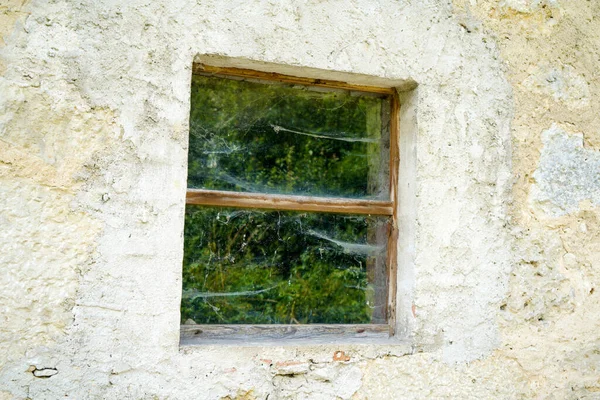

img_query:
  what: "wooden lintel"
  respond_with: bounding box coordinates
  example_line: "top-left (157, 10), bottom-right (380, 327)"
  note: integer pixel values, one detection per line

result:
top-left (192, 64), bottom-right (396, 96)
top-left (186, 189), bottom-right (393, 216)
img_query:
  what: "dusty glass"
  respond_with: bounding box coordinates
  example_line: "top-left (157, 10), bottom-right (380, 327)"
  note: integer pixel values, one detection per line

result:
top-left (181, 206), bottom-right (390, 324)
top-left (188, 75), bottom-right (391, 200)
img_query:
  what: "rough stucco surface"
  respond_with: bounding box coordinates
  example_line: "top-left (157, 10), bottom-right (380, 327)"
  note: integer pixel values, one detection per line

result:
top-left (0, 0), bottom-right (598, 399)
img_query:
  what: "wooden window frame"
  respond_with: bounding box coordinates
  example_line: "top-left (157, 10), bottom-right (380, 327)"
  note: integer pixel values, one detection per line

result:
top-left (181, 64), bottom-right (399, 345)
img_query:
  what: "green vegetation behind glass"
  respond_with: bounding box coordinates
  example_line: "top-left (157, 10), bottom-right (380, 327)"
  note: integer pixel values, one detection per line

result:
top-left (183, 75), bottom-right (390, 324)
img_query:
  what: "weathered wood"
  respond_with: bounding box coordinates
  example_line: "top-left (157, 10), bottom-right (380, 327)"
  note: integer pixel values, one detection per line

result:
top-left (182, 68), bottom-right (403, 340)
top-left (186, 189), bottom-right (394, 216)
top-left (193, 64), bottom-right (396, 95)
top-left (367, 221), bottom-right (390, 324)
top-left (386, 92), bottom-right (400, 336)
top-left (180, 324), bottom-right (390, 344)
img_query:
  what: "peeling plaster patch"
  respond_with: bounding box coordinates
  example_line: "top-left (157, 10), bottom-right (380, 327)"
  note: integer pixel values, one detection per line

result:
top-left (474, 0), bottom-right (562, 32)
top-left (332, 351), bottom-right (351, 362)
top-left (0, 179), bottom-right (101, 368)
top-left (273, 361), bottom-right (310, 376)
top-left (274, 363), bottom-right (362, 400)
top-left (222, 390), bottom-right (256, 400)
top-left (523, 65), bottom-right (590, 109)
top-left (531, 124), bottom-right (600, 216)
top-left (359, 353), bottom-right (529, 398)
top-left (0, 0), bottom-right (29, 48)
top-left (0, 60), bottom-right (116, 371)
top-left (500, 0), bottom-right (558, 14)
top-left (0, 391), bottom-right (13, 400)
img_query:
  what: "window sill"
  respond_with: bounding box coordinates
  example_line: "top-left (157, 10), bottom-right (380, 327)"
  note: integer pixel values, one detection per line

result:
top-left (179, 324), bottom-right (409, 347)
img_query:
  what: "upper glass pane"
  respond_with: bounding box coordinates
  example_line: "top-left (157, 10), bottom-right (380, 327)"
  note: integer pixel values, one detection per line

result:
top-left (188, 74), bottom-right (391, 199)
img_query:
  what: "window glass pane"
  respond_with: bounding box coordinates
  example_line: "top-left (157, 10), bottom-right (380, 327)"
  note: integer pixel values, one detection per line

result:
top-left (181, 205), bottom-right (389, 324)
top-left (188, 75), bottom-right (390, 200)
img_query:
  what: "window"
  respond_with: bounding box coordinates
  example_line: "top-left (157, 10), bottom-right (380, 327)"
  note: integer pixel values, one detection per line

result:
top-left (181, 64), bottom-right (399, 343)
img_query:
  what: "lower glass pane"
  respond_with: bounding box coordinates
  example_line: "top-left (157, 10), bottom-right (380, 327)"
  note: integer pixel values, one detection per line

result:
top-left (181, 206), bottom-right (390, 324)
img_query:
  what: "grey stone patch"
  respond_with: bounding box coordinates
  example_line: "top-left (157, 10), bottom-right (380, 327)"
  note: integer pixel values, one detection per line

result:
top-left (531, 124), bottom-right (600, 216)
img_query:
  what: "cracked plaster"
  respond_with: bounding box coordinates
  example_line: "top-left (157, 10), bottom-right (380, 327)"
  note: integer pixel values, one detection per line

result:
top-left (0, 0), bottom-right (599, 398)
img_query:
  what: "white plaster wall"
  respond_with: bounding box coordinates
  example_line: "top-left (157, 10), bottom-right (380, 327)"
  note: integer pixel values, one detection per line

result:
top-left (4, 0), bottom-right (597, 398)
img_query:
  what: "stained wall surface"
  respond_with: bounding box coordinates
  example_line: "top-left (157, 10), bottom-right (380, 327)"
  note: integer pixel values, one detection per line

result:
top-left (0, 0), bottom-right (598, 399)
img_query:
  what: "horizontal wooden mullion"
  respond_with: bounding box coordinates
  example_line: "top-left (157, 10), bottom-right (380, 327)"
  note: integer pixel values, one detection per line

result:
top-left (193, 64), bottom-right (395, 95)
top-left (186, 189), bottom-right (393, 215)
